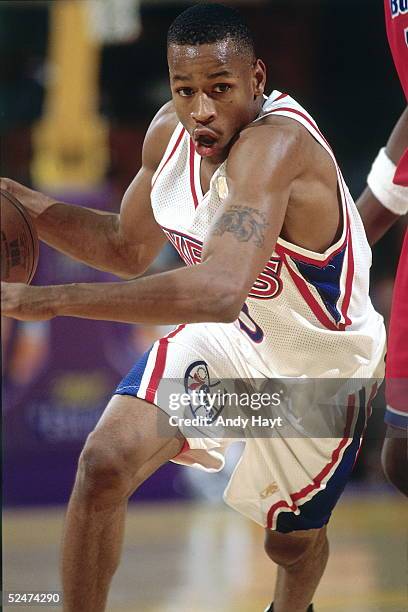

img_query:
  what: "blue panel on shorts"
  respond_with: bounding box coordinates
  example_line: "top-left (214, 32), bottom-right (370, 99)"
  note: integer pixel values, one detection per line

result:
top-left (114, 347), bottom-right (152, 396)
top-left (276, 389), bottom-right (367, 533)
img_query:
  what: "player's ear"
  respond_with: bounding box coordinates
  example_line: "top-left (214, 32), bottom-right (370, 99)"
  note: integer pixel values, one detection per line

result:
top-left (253, 59), bottom-right (266, 99)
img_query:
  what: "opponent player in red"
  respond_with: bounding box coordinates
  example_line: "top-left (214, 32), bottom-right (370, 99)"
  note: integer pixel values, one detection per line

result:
top-left (357, 1), bottom-right (408, 495)
top-left (1, 5), bottom-right (388, 612)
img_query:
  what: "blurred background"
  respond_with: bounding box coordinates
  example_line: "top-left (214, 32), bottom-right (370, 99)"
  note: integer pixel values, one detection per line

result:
top-left (1, 1), bottom-right (407, 611)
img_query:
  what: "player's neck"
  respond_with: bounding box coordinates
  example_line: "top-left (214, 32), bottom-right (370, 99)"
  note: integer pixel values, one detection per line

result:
top-left (255, 94), bottom-right (265, 118)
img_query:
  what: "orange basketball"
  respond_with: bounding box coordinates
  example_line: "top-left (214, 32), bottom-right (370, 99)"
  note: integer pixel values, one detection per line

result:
top-left (1, 188), bottom-right (39, 284)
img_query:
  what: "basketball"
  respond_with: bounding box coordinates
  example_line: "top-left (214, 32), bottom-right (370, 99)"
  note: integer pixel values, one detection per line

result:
top-left (1, 188), bottom-right (39, 284)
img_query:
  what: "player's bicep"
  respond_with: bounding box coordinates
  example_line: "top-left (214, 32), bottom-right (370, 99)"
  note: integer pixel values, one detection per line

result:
top-left (203, 193), bottom-right (287, 298)
top-left (118, 167), bottom-right (167, 270)
top-left (115, 106), bottom-right (177, 272)
top-left (201, 126), bottom-right (303, 302)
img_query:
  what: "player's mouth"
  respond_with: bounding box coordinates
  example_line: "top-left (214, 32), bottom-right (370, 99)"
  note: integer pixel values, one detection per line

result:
top-left (193, 128), bottom-right (220, 157)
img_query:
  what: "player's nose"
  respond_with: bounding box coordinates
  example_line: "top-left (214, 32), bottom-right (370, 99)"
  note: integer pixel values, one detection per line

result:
top-left (190, 93), bottom-right (216, 124)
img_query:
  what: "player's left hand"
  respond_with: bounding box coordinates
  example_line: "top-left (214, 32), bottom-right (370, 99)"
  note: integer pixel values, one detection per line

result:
top-left (1, 281), bottom-right (56, 321)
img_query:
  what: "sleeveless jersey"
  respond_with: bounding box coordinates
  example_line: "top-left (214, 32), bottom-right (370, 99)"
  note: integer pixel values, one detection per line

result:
top-left (384, 0), bottom-right (408, 100)
top-left (385, 230), bottom-right (408, 427)
top-left (384, 0), bottom-right (408, 185)
top-left (150, 91), bottom-right (385, 378)
top-left (383, 1), bottom-right (408, 428)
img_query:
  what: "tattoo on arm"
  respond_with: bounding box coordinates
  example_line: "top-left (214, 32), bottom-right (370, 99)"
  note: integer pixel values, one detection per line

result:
top-left (212, 206), bottom-right (269, 248)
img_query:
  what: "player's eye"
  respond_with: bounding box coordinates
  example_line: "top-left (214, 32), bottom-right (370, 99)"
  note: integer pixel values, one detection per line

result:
top-left (213, 83), bottom-right (231, 93)
top-left (177, 88), bottom-right (194, 97)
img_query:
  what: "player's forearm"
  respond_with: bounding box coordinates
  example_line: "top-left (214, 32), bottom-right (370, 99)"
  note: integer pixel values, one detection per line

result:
top-left (357, 188), bottom-right (401, 245)
top-left (357, 108), bottom-right (408, 243)
top-left (0, 178), bottom-right (140, 277)
top-left (41, 263), bottom-right (240, 324)
top-left (36, 203), bottom-right (139, 278)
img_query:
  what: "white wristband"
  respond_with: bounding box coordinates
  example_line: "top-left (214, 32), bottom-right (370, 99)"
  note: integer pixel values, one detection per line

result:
top-left (367, 147), bottom-right (408, 215)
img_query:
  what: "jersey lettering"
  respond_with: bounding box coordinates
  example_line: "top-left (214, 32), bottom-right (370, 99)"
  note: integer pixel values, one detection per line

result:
top-left (163, 229), bottom-right (202, 266)
top-left (390, 0), bottom-right (408, 18)
top-left (162, 227), bottom-right (283, 300)
top-left (249, 258), bottom-right (283, 299)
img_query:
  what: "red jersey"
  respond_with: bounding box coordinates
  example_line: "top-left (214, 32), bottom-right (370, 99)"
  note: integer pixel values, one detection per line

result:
top-left (384, 1), bottom-right (408, 186)
top-left (384, 0), bottom-right (408, 99)
top-left (383, 2), bottom-right (408, 427)
top-left (385, 230), bottom-right (408, 426)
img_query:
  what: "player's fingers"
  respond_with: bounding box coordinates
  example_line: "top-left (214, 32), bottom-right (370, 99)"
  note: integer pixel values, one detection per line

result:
top-left (0, 282), bottom-right (52, 322)
top-left (1, 281), bottom-right (18, 318)
top-left (0, 177), bottom-right (22, 194)
top-left (0, 177), bottom-right (53, 218)
top-left (1, 281), bottom-right (25, 319)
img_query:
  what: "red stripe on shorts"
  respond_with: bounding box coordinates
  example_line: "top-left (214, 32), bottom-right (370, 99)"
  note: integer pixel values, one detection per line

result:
top-left (179, 439), bottom-right (191, 454)
top-left (145, 325), bottom-right (186, 403)
top-left (266, 394), bottom-right (356, 529)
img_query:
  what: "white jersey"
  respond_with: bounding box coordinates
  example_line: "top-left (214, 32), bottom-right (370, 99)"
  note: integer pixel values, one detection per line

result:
top-left (150, 91), bottom-right (385, 379)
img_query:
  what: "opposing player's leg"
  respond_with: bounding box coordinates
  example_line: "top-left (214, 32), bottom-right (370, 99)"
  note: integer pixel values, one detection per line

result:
top-left (264, 526), bottom-right (328, 612)
top-left (61, 394), bottom-right (184, 612)
top-left (381, 426), bottom-right (408, 496)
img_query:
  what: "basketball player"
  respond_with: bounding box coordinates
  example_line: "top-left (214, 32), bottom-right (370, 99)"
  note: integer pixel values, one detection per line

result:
top-left (357, 0), bottom-right (408, 495)
top-left (1, 5), bottom-right (387, 612)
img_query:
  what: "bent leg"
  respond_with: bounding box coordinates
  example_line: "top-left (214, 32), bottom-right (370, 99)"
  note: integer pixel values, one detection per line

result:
top-left (61, 395), bottom-right (184, 612)
top-left (264, 526), bottom-right (329, 612)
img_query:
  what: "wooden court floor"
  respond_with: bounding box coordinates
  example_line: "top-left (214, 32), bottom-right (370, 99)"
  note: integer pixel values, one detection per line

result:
top-left (3, 493), bottom-right (407, 612)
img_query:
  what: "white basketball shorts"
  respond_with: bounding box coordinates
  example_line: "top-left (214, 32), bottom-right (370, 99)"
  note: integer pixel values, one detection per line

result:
top-left (115, 321), bottom-right (383, 532)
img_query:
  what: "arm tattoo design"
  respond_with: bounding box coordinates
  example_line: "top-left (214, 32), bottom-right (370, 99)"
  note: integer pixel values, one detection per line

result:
top-left (213, 205), bottom-right (269, 248)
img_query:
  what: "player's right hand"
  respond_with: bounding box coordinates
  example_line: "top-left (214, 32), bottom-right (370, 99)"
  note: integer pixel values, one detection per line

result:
top-left (1, 281), bottom-right (57, 322)
top-left (0, 178), bottom-right (56, 219)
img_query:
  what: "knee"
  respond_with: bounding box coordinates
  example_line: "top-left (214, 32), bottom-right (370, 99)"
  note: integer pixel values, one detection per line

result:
top-left (264, 528), bottom-right (327, 569)
top-left (76, 432), bottom-right (133, 499)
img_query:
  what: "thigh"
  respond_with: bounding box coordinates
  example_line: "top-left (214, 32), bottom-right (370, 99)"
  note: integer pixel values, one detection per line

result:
top-left (114, 322), bottom-right (258, 469)
top-left (115, 322), bottom-right (259, 406)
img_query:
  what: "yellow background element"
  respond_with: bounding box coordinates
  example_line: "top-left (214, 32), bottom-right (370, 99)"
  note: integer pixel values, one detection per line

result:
top-left (31, 1), bottom-right (108, 191)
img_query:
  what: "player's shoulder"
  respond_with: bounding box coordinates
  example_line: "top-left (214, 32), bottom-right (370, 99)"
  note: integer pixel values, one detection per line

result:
top-left (245, 113), bottom-right (308, 148)
top-left (227, 113), bottom-right (308, 175)
top-left (142, 101), bottom-right (179, 170)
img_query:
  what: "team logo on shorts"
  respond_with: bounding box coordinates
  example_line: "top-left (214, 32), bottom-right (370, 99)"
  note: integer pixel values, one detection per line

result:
top-left (184, 360), bottom-right (224, 422)
top-left (260, 482), bottom-right (279, 499)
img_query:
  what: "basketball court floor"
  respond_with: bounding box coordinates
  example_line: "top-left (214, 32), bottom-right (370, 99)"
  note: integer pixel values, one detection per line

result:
top-left (3, 492), bottom-right (407, 612)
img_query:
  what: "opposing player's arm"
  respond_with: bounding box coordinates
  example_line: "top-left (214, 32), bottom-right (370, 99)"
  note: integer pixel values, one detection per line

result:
top-left (1, 124), bottom-right (303, 324)
top-left (357, 106), bottom-right (408, 245)
top-left (0, 103), bottom-right (176, 278)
